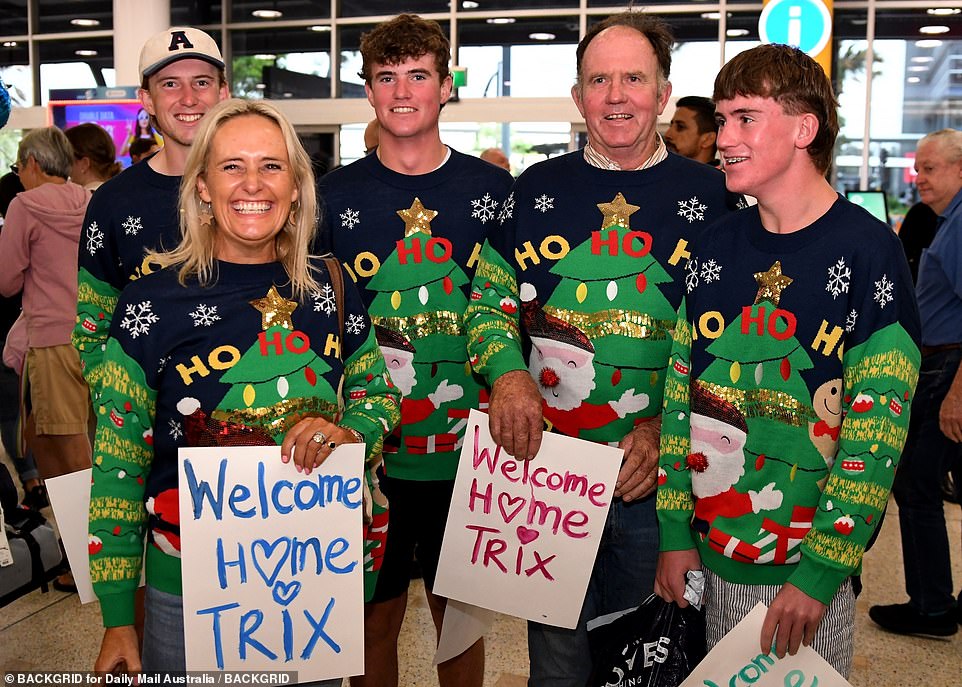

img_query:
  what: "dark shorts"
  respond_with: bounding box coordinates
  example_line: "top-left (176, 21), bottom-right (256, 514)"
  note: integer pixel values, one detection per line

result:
top-left (369, 475), bottom-right (454, 603)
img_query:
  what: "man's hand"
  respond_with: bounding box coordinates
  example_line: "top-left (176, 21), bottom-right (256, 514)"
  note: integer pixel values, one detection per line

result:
top-left (760, 583), bottom-right (827, 658)
top-left (615, 416), bottom-right (661, 501)
top-left (654, 548), bottom-right (701, 606)
top-left (94, 625), bottom-right (141, 674)
top-left (489, 370), bottom-right (544, 460)
top-left (939, 385), bottom-right (962, 443)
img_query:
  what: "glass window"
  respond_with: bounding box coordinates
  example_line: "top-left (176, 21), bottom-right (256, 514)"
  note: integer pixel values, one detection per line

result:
top-left (459, 18), bottom-right (578, 98)
top-left (0, 42), bottom-right (31, 106)
top-left (339, 21), bottom-right (451, 98)
top-left (338, 1), bottom-right (447, 17)
top-left (171, 0), bottom-right (223, 26)
top-left (38, 38), bottom-right (114, 104)
top-left (37, 0), bottom-right (112, 34)
top-left (230, 0), bottom-right (328, 22)
top-left (231, 28), bottom-right (332, 98)
top-left (0, 0), bottom-right (27, 36)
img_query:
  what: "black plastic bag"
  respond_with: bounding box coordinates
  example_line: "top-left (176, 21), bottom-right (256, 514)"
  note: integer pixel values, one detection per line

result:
top-left (587, 594), bottom-right (706, 687)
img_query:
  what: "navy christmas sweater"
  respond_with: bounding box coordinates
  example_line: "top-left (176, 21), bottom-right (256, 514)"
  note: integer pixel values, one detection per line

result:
top-left (319, 149), bottom-right (513, 481)
top-left (88, 258), bottom-right (401, 627)
top-left (466, 150), bottom-right (743, 445)
top-left (73, 160), bottom-right (181, 392)
top-left (657, 197), bottom-right (921, 604)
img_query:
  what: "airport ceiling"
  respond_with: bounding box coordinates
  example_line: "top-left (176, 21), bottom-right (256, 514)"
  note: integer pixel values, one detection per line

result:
top-left (3, 1), bottom-right (961, 69)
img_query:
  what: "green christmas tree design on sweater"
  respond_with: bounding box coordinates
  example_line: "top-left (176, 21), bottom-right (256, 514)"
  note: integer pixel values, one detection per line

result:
top-left (365, 198), bottom-right (485, 477)
top-left (522, 193), bottom-right (677, 442)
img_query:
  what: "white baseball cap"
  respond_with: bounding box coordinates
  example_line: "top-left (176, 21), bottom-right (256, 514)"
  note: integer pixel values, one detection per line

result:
top-left (139, 27), bottom-right (225, 80)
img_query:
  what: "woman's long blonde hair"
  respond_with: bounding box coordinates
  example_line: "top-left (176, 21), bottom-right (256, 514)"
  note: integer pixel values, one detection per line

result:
top-left (150, 98), bottom-right (320, 300)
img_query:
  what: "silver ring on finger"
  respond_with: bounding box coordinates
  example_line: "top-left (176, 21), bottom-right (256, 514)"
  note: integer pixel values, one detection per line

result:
top-left (311, 431), bottom-right (328, 445)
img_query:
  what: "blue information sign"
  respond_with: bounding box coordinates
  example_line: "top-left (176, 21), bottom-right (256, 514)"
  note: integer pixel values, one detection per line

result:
top-left (758, 0), bottom-right (833, 57)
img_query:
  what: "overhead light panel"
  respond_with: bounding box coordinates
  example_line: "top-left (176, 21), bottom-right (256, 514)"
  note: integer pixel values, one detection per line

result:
top-left (70, 18), bottom-right (100, 27)
top-left (463, 1), bottom-right (480, 7)
top-left (926, 8), bottom-right (960, 15)
top-left (309, 25), bottom-right (331, 32)
top-left (75, 49), bottom-right (98, 56)
top-left (529, 32), bottom-right (555, 40)
top-left (907, 77), bottom-right (921, 83)
top-left (486, 17), bottom-right (515, 24)
top-left (915, 39), bottom-right (943, 47)
top-left (919, 25), bottom-right (950, 34)
top-left (252, 9), bottom-right (283, 19)
top-left (727, 28), bottom-right (749, 37)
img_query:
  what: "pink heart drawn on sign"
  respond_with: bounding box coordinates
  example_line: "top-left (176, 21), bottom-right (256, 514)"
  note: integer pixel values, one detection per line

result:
top-left (517, 526), bottom-right (540, 544)
top-left (498, 493), bottom-right (526, 523)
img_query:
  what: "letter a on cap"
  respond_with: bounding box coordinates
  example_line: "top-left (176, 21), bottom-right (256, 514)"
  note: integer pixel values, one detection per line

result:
top-left (168, 30), bottom-right (196, 52)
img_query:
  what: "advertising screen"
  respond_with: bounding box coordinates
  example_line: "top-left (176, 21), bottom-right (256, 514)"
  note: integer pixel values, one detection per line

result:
top-left (49, 99), bottom-right (160, 169)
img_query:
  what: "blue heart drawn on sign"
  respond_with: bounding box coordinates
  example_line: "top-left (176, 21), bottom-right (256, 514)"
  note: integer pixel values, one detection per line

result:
top-left (272, 579), bottom-right (302, 606)
top-left (251, 537), bottom-right (292, 586)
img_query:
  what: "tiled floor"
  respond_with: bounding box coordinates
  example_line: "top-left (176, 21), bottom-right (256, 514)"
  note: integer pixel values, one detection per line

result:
top-left (1, 472), bottom-right (960, 686)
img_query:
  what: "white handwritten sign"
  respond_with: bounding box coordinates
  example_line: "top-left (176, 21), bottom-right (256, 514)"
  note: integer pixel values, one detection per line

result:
top-left (680, 603), bottom-right (852, 687)
top-left (433, 409), bottom-right (621, 628)
top-left (178, 445), bottom-right (364, 681)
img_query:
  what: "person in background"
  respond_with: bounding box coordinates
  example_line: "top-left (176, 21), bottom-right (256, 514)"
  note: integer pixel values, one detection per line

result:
top-left (73, 26), bottom-right (229, 396)
top-left (89, 98), bottom-right (400, 677)
top-left (0, 167), bottom-right (43, 510)
top-left (0, 127), bottom-right (92, 481)
top-left (319, 14), bottom-right (513, 687)
top-left (664, 95), bottom-right (719, 166)
top-left (465, 12), bottom-right (739, 685)
top-left (65, 123), bottom-right (123, 192)
top-left (128, 137), bottom-right (161, 165)
top-left (869, 128), bottom-right (962, 638)
top-left (898, 200), bottom-right (939, 284)
top-left (479, 147), bottom-right (511, 172)
top-left (363, 118), bottom-right (380, 156)
top-left (655, 44), bottom-right (920, 676)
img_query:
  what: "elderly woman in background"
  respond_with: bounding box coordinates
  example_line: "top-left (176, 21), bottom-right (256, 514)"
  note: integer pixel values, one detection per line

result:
top-left (65, 123), bottom-right (123, 191)
top-left (0, 127), bottom-right (92, 481)
top-left (89, 98), bottom-right (400, 680)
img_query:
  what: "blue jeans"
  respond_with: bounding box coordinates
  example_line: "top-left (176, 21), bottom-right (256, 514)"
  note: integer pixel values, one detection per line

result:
top-left (142, 585), bottom-right (343, 685)
top-left (527, 495), bottom-right (658, 686)
top-left (892, 347), bottom-right (962, 614)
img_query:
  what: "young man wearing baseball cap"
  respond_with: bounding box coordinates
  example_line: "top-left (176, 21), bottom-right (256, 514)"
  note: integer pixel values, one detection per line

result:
top-left (73, 27), bottom-right (229, 389)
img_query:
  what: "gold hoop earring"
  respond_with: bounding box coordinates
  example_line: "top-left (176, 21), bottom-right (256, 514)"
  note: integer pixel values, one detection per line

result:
top-left (199, 201), bottom-right (213, 228)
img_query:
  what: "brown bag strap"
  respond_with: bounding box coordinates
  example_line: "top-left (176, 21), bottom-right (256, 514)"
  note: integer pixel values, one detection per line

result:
top-left (322, 256), bottom-right (345, 360)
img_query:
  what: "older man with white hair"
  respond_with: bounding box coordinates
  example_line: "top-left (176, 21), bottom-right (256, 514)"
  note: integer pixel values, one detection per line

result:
top-left (871, 128), bottom-right (962, 638)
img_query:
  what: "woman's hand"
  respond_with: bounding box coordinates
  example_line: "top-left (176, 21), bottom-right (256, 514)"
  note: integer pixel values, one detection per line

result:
top-left (281, 417), bottom-right (359, 474)
top-left (94, 625), bottom-right (141, 674)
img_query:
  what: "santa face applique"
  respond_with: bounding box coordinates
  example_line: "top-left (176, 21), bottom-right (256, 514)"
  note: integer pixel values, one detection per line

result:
top-left (383, 346), bottom-right (417, 397)
top-left (529, 336), bottom-right (597, 411)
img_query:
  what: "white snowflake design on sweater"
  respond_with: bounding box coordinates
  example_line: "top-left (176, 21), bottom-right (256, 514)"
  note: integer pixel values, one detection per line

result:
top-left (700, 259), bottom-right (722, 283)
top-left (340, 208), bottom-right (360, 230)
top-left (471, 193), bottom-right (498, 223)
top-left (497, 192), bottom-right (515, 225)
top-left (845, 309), bottom-right (858, 333)
top-left (534, 194), bottom-right (555, 213)
top-left (85, 221), bottom-right (104, 255)
top-left (685, 258), bottom-right (699, 293)
top-left (874, 274), bottom-right (894, 309)
top-left (677, 197), bottom-right (707, 223)
top-left (346, 313), bottom-right (366, 335)
top-left (122, 216), bottom-right (143, 236)
top-left (313, 283), bottom-right (336, 315)
top-left (168, 419), bottom-right (183, 441)
top-left (120, 301), bottom-right (159, 338)
top-left (189, 304), bottom-right (221, 327)
top-left (826, 258), bottom-right (851, 299)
